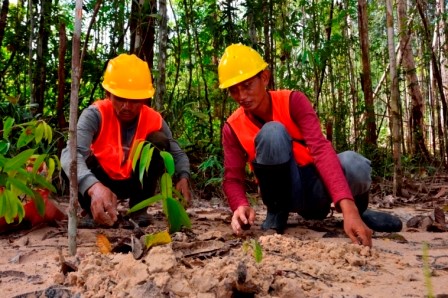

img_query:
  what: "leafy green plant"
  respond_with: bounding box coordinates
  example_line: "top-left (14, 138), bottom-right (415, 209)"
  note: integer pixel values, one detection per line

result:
top-left (242, 239), bottom-right (263, 263)
top-left (127, 140), bottom-right (191, 235)
top-left (0, 117), bottom-right (59, 224)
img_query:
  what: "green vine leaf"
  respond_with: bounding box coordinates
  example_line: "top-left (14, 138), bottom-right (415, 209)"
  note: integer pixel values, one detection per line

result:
top-left (32, 189), bottom-right (46, 216)
top-left (17, 126), bottom-right (35, 148)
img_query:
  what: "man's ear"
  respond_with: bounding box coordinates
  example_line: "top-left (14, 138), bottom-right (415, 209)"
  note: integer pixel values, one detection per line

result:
top-left (260, 69), bottom-right (271, 87)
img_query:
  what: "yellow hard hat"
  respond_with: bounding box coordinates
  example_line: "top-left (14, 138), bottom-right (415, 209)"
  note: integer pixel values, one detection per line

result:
top-left (218, 44), bottom-right (268, 89)
top-left (101, 54), bottom-right (155, 99)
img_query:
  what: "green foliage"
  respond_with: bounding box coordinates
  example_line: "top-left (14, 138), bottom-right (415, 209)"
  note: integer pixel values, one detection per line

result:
top-left (0, 117), bottom-right (59, 224)
top-left (128, 140), bottom-right (191, 233)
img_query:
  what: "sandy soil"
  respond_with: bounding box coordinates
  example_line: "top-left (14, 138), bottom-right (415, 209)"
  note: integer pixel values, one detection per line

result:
top-left (0, 197), bottom-right (447, 298)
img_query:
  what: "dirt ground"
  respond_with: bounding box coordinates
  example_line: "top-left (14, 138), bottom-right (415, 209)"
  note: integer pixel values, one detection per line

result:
top-left (0, 176), bottom-right (447, 298)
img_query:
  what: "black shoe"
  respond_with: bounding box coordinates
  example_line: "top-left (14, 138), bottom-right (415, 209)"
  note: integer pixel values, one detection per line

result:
top-left (261, 211), bottom-right (289, 234)
top-left (361, 209), bottom-right (402, 232)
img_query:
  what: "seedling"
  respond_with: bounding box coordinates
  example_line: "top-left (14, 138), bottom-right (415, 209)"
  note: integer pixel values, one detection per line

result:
top-left (127, 140), bottom-right (191, 235)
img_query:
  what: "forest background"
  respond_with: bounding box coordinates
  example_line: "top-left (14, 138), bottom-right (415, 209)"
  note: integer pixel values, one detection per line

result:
top-left (0, 0), bottom-right (447, 200)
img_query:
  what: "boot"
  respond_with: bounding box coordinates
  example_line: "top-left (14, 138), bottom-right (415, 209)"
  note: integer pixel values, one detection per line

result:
top-left (361, 209), bottom-right (403, 232)
top-left (252, 161), bottom-right (292, 234)
top-left (355, 192), bottom-right (402, 232)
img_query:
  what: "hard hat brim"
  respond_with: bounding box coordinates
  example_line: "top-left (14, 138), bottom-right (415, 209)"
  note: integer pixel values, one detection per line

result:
top-left (218, 63), bottom-right (268, 89)
top-left (102, 82), bottom-right (155, 100)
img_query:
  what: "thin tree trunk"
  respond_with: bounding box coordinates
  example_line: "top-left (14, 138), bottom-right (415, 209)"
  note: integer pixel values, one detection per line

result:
top-left (155, 0), bottom-right (167, 111)
top-left (68, 0), bottom-right (83, 256)
top-left (0, 0), bottom-right (9, 47)
top-left (56, 22), bottom-right (67, 155)
top-left (416, 0), bottom-right (448, 165)
top-left (357, 0), bottom-right (377, 154)
top-left (397, 0), bottom-right (429, 162)
top-left (386, 0), bottom-right (402, 196)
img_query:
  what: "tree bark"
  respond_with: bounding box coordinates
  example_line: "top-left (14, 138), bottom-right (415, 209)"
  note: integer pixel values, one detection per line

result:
top-left (154, 0), bottom-right (167, 111)
top-left (386, 0), bottom-right (402, 196)
top-left (357, 0), bottom-right (377, 154)
top-left (68, 0), bottom-right (83, 256)
top-left (397, 0), bottom-right (429, 162)
top-left (0, 0), bottom-right (9, 48)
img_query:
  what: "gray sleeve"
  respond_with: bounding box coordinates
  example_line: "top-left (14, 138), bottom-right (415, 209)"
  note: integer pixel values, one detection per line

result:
top-left (60, 106), bottom-right (101, 195)
top-left (161, 120), bottom-right (191, 179)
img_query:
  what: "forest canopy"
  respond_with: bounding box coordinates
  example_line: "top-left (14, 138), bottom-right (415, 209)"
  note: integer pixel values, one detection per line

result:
top-left (1, 0), bottom-right (447, 195)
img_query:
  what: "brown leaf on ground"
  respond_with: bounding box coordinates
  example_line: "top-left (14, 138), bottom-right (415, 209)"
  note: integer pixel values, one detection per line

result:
top-left (96, 233), bottom-right (112, 254)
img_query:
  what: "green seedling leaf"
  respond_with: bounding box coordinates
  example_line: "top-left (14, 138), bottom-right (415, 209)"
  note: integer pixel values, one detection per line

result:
top-left (144, 147), bottom-right (154, 172)
top-left (160, 173), bottom-right (172, 199)
top-left (139, 144), bottom-right (153, 184)
top-left (0, 190), bottom-right (6, 217)
top-left (47, 158), bottom-right (55, 181)
top-left (33, 174), bottom-right (56, 193)
top-left (17, 126), bottom-right (35, 148)
top-left (0, 140), bottom-right (10, 154)
top-left (4, 190), bottom-right (20, 224)
top-left (31, 189), bottom-right (45, 217)
top-left (160, 151), bottom-right (175, 176)
top-left (4, 149), bottom-right (35, 171)
top-left (172, 188), bottom-right (188, 208)
top-left (252, 240), bottom-right (263, 263)
top-left (7, 177), bottom-right (35, 197)
top-left (144, 230), bottom-right (172, 249)
top-left (3, 117), bottom-right (14, 140)
top-left (35, 123), bottom-right (44, 144)
top-left (131, 140), bottom-right (145, 171)
top-left (16, 200), bottom-right (25, 222)
top-left (127, 193), bottom-right (164, 214)
top-left (165, 196), bottom-right (191, 233)
top-left (31, 154), bottom-right (47, 175)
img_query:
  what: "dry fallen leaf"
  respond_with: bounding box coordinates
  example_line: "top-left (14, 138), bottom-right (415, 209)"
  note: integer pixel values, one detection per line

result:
top-left (96, 234), bottom-right (112, 254)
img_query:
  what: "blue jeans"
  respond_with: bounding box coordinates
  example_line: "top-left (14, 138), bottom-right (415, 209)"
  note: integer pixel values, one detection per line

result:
top-left (253, 122), bottom-right (371, 219)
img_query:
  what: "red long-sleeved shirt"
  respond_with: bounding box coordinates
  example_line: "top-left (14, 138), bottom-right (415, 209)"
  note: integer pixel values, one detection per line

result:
top-left (222, 91), bottom-right (353, 212)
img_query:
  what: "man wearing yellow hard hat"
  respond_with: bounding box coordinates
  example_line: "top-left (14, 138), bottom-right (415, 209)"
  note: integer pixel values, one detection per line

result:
top-left (219, 44), bottom-right (402, 246)
top-left (61, 54), bottom-right (191, 227)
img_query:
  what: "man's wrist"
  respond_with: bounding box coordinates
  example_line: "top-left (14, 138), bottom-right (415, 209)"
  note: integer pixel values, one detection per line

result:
top-left (338, 198), bottom-right (359, 216)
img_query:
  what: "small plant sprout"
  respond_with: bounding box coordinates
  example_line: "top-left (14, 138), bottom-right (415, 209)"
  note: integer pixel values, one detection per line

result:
top-left (242, 239), bottom-right (263, 263)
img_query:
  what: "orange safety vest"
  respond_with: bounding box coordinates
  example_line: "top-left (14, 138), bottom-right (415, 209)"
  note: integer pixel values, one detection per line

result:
top-left (227, 90), bottom-right (314, 166)
top-left (91, 99), bottom-right (163, 180)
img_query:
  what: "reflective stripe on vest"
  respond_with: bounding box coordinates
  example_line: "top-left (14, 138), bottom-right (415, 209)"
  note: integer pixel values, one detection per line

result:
top-left (227, 90), bottom-right (314, 166)
top-left (91, 99), bottom-right (163, 180)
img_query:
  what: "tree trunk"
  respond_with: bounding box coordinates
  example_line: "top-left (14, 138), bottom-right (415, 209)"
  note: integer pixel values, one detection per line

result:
top-left (357, 0), bottom-right (377, 155)
top-left (67, 0), bottom-right (83, 256)
top-left (416, 0), bottom-right (448, 165)
top-left (397, 0), bottom-right (429, 162)
top-left (386, 0), bottom-right (402, 196)
top-left (154, 0), bottom-right (167, 111)
top-left (56, 22), bottom-right (67, 155)
top-left (0, 0), bottom-right (9, 47)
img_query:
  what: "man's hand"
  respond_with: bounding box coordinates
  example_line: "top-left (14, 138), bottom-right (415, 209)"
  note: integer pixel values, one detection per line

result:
top-left (339, 199), bottom-right (372, 247)
top-left (87, 182), bottom-right (118, 226)
top-left (175, 178), bottom-right (191, 207)
top-left (231, 205), bottom-right (256, 236)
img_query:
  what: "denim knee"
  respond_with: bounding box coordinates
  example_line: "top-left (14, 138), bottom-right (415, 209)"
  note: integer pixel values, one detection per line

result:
top-left (254, 122), bottom-right (292, 165)
top-left (338, 151), bottom-right (371, 196)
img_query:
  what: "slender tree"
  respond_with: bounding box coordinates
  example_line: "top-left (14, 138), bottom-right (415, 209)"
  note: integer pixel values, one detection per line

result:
top-left (386, 0), bottom-right (402, 195)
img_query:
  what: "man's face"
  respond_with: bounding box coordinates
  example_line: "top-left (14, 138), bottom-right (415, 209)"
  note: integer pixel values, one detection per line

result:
top-left (110, 94), bottom-right (146, 123)
top-left (228, 71), bottom-right (268, 112)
